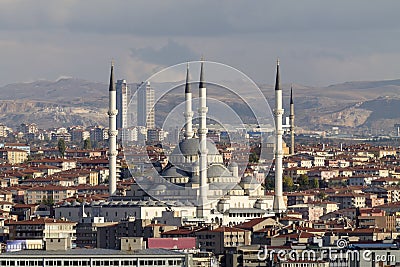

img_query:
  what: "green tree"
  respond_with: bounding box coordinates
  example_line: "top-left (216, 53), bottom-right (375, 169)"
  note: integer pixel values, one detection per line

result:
top-left (264, 176), bottom-right (275, 190)
top-left (249, 152), bottom-right (259, 163)
top-left (298, 174), bottom-right (310, 190)
top-left (57, 138), bottom-right (66, 158)
top-left (41, 196), bottom-right (54, 205)
top-left (311, 178), bottom-right (319, 189)
top-left (83, 138), bottom-right (92, 149)
top-left (283, 176), bottom-right (295, 192)
top-left (317, 192), bottom-right (327, 200)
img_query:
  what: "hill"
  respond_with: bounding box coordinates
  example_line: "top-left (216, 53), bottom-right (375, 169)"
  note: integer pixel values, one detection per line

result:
top-left (0, 78), bottom-right (399, 133)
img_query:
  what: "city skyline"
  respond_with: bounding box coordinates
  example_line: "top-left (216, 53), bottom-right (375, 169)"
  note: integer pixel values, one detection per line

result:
top-left (0, 1), bottom-right (399, 87)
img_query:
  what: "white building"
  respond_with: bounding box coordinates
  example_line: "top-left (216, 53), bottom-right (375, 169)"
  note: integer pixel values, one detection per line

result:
top-left (116, 79), bottom-right (128, 129)
top-left (137, 81), bottom-right (155, 129)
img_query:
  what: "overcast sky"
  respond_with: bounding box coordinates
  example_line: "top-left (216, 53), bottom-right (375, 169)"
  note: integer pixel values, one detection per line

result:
top-left (0, 0), bottom-right (399, 87)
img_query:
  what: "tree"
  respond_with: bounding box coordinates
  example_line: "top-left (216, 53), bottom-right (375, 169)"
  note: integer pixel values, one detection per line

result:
top-left (249, 152), bottom-right (259, 163)
top-left (283, 176), bottom-right (295, 192)
top-left (57, 138), bottom-right (66, 158)
top-left (311, 178), bottom-right (319, 189)
top-left (298, 174), bottom-right (310, 190)
top-left (317, 192), bottom-right (327, 200)
top-left (264, 176), bottom-right (275, 191)
top-left (83, 138), bottom-right (92, 149)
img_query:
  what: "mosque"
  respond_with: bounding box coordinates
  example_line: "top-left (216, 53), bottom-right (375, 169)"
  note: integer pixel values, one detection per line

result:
top-left (57, 60), bottom-right (292, 225)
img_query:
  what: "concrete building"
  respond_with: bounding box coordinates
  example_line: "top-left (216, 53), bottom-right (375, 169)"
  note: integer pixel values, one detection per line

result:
top-left (137, 81), bottom-right (155, 129)
top-left (0, 248), bottom-right (191, 267)
top-left (0, 148), bottom-right (28, 164)
top-left (25, 185), bottom-right (77, 204)
top-left (6, 217), bottom-right (77, 247)
top-left (328, 193), bottom-right (366, 209)
top-left (116, 79), bottom-right (128, 130)
top-left (195, 226), bottom-right (251, 255)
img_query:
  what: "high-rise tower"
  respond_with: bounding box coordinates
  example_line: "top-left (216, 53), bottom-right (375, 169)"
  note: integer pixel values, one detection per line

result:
top-left (108, 62), bottom-right (118, 196)
top-left (116, 79), bottom-right (128, 129)
top-left (197, 60), bottom-right (209, 218)
top-left (289, 86), bottom-right (295, 155)
top-left (272, 59), bottom-right (287, 214)
top-left (137, 82), bottom-right (155, 129)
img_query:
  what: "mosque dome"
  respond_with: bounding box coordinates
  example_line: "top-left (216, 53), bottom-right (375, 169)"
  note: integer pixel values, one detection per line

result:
top-left (190, 175), bottom-right (200, 184)
top-left (153, 184), bottom-right (167, 191)
top-left (171, 138), bottom-right (219, 157)
top-left (240, 176), bottom-right (254, 184)
top-left (161, 166), bottom-right (190, 177)
top-left (228, 162), bottom-right (238, 167)
top-left (232, 184), bottom-right (243, 190)
top-left (207, 164), bottom-right (232, 178)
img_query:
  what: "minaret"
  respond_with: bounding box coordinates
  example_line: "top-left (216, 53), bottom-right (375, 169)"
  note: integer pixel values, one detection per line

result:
top-left (289, 86), bottom-right (295, 155)
top-left (273, 59), bottom-right (287, 214)
top-left (197, 60), bottom-right (209, 218)
top-left (108, 62), bottom-right (118, 196)
top-left (184, 63), bottom-right (194, 139)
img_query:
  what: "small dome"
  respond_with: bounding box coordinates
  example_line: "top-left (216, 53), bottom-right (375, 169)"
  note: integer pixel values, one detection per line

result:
top-left (241, 176), bottom-right (253, 184)
top-left (161, 166), bottom-right (190, 177)
top-left (174, 201), bottom-right (184, 206)
top-left (228, 162), bottom-right (238, 167)
top-left (147, 200), bottom-right (156, 206)
top-left (207, 164), bottom-right (233, 178)
top-left (218, 199), bottom-right (228, 204)
top-left (137, 201), bottom-right (146, 206)
top-left (190, 175), bottom-right (200, 184)
top-left (183, 200), bottom-right (194, 206)
top-left (153, 184), bottom-right (167, 191)
top-left (156, 201), bottom-right (164, 206)
top-left (232, 184), bottom-right (243, 190)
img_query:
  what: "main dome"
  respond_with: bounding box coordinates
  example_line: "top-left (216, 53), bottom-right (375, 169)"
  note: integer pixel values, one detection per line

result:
top-left (171, 138), bottom-right (220, 157)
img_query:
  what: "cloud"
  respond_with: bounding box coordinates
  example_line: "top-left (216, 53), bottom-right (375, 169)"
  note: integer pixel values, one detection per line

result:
top-left (130, 40), bottom-right (200, 66)
top-left (0, 1), bottom-right (399, 86)
top-left (1, 1), bottom-right (399, 36)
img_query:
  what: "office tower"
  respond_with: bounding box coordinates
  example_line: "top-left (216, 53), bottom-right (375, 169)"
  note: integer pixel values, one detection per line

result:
top-left (116, 79), bottom-right (128, 129)
top-left (137, 81), bottom-right (155, 129)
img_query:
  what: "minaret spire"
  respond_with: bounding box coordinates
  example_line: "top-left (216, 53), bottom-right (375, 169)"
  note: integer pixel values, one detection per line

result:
top-left (109, 61), bottom-right (115, 91)
top-left (275, 59), bottom-right (280, 91)
top-left (197, 59), bottom-right (209, 218)
top-left (184, 63), bottom-right (194, 139)
top-left (273, 59), bottom-right (286, 214)
top-left (199, 58), bottom-right (205, 89)
top-left (290, 85), bottom-right (295, 155)
top-left (108, 61), bottom-right (118, 196)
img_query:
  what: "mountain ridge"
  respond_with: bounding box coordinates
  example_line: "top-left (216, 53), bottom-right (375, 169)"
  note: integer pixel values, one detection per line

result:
top-left (0, 78), bottom-right (399, 133)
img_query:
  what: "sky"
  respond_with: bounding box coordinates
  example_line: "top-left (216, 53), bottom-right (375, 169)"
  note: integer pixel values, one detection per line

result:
top-left (0, 0), bottom-right (399, 87)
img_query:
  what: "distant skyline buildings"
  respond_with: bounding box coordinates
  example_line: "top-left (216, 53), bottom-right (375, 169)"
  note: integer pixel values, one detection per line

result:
top-left (137, 81), bottom-right (155, 129)
top-left (116, 79), bottom-right (128, 129)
